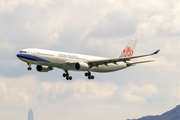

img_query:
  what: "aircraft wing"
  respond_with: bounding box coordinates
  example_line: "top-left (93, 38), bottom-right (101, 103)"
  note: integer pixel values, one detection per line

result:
top-left (88, 49), bottom-right (160, 67)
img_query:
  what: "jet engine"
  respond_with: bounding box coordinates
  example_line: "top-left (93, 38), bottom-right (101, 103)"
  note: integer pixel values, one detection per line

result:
top-left (36, 65), bottom-right (53, 72)
top-left (75, 62), bottom-right (90, 71)
top-left (126, 61), bottom-right (135, 67)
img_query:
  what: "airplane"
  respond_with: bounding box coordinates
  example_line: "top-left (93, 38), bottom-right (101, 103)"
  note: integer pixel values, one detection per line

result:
top-left (17, 40), bottom-right (160, 80)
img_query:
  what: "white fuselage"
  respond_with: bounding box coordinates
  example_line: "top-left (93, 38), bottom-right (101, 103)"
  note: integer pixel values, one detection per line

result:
top-left (17, 48), bottom-right (128, 72)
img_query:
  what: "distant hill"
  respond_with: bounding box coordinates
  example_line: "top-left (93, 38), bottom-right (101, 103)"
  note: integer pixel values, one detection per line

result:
top-left (127, 105), bottom-right (180, 120)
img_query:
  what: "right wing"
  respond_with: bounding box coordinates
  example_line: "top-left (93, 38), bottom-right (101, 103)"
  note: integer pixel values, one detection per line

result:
top-left (87, 49), bottom-right (160, 67)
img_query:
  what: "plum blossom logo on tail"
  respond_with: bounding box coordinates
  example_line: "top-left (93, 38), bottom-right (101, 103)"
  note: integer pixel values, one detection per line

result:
top-left (123, 47), bottom-right (133, 57)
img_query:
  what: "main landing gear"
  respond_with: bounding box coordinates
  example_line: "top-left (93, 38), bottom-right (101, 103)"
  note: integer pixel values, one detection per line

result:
top-left (62, 71), bottom-right (94, 80)
top-left (27, 63), bottom-right (32, 70)
top-left (63, 70), bottom-right (72, 80)
top-left (85, 71), bottom-right (94, 80)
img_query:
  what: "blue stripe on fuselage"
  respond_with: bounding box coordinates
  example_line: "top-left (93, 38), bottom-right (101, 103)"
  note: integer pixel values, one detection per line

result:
top-left (17, 53), bottom-right (50, 62)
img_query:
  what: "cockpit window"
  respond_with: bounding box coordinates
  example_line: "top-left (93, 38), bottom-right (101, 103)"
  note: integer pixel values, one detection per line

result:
top-left (20, 51), bottom-right (27, 53)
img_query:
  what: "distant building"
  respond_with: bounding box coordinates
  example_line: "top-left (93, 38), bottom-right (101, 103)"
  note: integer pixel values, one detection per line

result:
top-left (28, 109), bottom-right (34, 120)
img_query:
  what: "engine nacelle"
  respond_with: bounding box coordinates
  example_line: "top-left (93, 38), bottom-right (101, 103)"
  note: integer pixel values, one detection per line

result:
top-left (75, 62), bottom-right (89, 71)
top-left (36, 65), bottom-right (52, 72)
top-left (126, 61), bottom-right (135, 67)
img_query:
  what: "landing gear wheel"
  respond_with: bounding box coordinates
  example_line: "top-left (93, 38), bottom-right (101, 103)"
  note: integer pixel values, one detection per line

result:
top-left (64, 70), bottom-right (72, 80)
top-left (85, 73), bottom-right (88, 76)
top-left (69, 76), bottom-right (72, 80)
top-left (85, 71), bottom-right (95, 80)
top-left (28, 67), bottom-right (32, 70)
top-left (63, 73), bottom-right (66, 77)
top-left (85, 72), bottom-right (91, 76)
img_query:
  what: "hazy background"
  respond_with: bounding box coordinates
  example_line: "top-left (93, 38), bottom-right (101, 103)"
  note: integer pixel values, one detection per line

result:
top-left (0, 0), bottom-right (180, 120)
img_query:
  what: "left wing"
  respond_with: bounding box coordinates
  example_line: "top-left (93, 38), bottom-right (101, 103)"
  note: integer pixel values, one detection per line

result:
top-left (87, 49), bottom-right (160, 67)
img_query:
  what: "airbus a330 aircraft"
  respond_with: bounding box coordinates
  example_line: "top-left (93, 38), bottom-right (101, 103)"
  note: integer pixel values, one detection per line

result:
top-left (17, 40), bottom-right (160, 80)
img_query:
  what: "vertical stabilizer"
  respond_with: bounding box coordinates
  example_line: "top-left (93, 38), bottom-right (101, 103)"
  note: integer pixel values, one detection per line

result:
top-left (28, 109), bottom-right (34, 120)
top-left (119, 40), bottom-right (137, 58)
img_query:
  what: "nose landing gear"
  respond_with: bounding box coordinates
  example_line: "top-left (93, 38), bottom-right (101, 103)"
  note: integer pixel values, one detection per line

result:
top-left (27, 63), bottom-right (32, 70)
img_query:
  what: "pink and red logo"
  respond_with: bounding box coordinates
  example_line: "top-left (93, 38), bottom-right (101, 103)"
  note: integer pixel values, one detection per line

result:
top-left (123, 47), bottom-right (133, 57)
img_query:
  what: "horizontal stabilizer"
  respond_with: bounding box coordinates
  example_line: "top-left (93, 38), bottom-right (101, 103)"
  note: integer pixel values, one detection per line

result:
top-left (127, 60), bottom-right (155, 66)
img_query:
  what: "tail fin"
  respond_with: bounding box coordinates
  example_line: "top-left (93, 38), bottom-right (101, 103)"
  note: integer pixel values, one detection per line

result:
top-left (119, 40), bottom-right (137, 58)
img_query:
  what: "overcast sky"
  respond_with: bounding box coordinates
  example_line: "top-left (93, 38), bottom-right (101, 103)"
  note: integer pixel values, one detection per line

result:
top-left (1, 0), bottom-right (180, 120)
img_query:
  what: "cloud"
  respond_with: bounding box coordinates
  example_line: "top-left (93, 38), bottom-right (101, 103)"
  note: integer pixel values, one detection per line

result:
top-left (70, 80), bottom-right (118, 100)
top-left (0, 81), bottom-right (7, 93)
top-left (1, 0), bottom-right (180, 120)
top-left (0, 75), bottom-right (160, 120)
top-left (162, 1), bottom-right (180, 34)
top-left (0, 75), bottom-right (119, 108)
top-left (141, 56), bottom-right (178, 72)
top-left (123, 93), bottom-right (146, 103)
top-left (135, 15), bottom-right (165, 37)
top-left (44, 13), bottom-right (70, 45)
top-left (122, 83), bottom-right (158, 103)
top-left (40, 80), bottom-right (119, 100)
top-left (0, 75), bottom-right (39, 106)
top-left (1, 75), bottom-right (159, 108)
top-left (163, 41), bottom-right (180, 55)
top-left (0, 0), bottom-right (33, 13)
top-left (0, 0), bottom-right (52, 13)
top-left (153, 57), bottom-right (177, 71)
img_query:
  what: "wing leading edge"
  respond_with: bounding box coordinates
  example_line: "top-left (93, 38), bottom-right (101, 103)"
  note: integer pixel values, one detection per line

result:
top-left (88, 49), bottom-right (160, 67)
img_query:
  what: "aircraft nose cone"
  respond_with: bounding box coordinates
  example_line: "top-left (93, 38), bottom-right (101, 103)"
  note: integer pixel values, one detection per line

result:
top-left (16, 53), bottom-right (21, 58)
top-left (17, 53), bottom-right (24, 58)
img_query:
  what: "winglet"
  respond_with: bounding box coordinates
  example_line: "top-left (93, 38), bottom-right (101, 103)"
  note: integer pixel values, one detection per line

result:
top-left (152, 49), bottom-right (160, 55)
